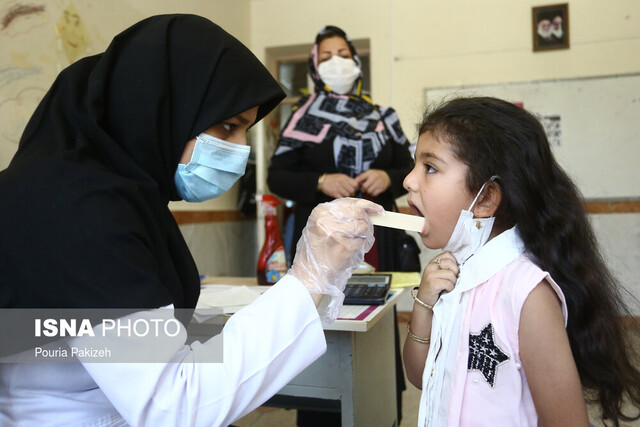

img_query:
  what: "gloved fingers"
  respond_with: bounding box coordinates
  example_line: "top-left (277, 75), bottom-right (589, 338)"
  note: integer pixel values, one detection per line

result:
top-left (319, 238), bottom-right (359, 272)
top-left (342, 197), bottom-right (385, 214)
top-left (330, 197), bottom-right (384, 219)
top-left (310, 198), bottom-right (381, 242)
top-left (316, 216), bottom-right (372, 242)
top-left (290, 197), bottom-right (384, 318)
top-left (324, 228), bottom-right (372, 254)
top-left (309, 198), bottom-right (383, 224)
top-left (292, 235), bottom-right (355, 281)
top-left (310, 198), bottom-right (381, 253)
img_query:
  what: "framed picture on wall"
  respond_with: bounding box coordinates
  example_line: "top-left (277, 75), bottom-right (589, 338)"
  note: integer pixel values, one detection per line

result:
top-left (532, 3), bottom-right (569, 52)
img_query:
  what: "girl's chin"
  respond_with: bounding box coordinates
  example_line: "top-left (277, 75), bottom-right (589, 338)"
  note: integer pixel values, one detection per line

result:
top-left (420, 233), bottom-right (445, 251)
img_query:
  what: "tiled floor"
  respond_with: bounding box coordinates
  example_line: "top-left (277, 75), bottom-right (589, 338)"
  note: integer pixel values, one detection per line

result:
top-left (234, 321), bottom-right (640, 427)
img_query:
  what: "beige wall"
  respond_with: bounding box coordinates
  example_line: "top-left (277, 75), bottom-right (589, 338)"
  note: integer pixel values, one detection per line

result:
top-left (69, 0), bottom-right (251, 52)
top-left (0, 0), bottom-right (251, 212)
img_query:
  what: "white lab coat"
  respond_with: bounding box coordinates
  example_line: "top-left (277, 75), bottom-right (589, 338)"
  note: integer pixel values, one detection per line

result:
top-left (0, 274), bottom-right (326, 426)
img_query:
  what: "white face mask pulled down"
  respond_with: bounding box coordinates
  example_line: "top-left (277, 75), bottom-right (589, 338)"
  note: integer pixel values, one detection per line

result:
top-left (317, 56), bottom-right (360, 95)
top-left (443, 177), bottom-right (498, 266)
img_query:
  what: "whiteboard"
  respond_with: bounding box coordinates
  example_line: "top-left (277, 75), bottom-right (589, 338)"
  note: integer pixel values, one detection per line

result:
top-left (424, 74), bottom-right (640, 200)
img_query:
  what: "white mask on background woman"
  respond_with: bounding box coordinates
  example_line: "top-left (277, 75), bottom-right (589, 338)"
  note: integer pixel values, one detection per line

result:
top-left (317, 56), bottom-right (360, 95)
top-left (174, 134), bottom-right (250, 202)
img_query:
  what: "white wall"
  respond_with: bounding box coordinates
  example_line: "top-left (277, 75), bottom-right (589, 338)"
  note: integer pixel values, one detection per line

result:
top-left (251, 0), bottom-right (640, 139)
top-left (394, 1), bottom-right (640, 138)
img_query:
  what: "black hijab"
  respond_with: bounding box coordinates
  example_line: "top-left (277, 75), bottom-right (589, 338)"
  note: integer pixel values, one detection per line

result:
top-left (0, 15), bottom-right (285, 311)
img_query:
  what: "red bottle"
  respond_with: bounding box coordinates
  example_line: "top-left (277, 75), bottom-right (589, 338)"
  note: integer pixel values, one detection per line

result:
top-left (256, 194), bottom-right (288, 286)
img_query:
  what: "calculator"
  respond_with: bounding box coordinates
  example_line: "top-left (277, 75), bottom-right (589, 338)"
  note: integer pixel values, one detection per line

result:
top-left (343, 274), bottom-right (392, 305)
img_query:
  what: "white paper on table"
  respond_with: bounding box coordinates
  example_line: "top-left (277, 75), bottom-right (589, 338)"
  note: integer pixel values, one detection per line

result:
top-left (337, 304), bottom-right (372, 320)
top-left (194, 285), bottom-right (380, 322)
top-left (195, 285), bottom-right (265, 319)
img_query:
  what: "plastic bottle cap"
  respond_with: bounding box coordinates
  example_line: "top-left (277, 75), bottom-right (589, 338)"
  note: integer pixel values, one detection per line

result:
top-left (259, 194), bottom-right (280, 206)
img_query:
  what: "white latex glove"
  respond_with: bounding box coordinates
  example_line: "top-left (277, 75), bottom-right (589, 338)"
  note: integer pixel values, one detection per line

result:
top-left (289, 197), bottom-right (383, 322)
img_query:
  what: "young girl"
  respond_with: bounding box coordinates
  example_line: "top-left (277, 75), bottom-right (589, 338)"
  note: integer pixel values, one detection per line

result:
top-left (402, 96), bottom-right (640, 426)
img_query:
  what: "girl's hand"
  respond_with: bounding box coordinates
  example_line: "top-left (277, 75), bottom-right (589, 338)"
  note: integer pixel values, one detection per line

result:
top-left (355, 169), bottom-right (391, 197)
top-left (404, 251), bottom-right (458, 388)
top-left (319, 173), bottom-right (359, 198)
top-left (417, 252), bottom-right (459, 306)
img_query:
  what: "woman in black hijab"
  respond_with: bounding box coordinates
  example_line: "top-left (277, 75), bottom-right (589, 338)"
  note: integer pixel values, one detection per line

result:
top-left (0, 15), bottom-right (382, 426)
top-left (1, 14), bottom-right (285, 311)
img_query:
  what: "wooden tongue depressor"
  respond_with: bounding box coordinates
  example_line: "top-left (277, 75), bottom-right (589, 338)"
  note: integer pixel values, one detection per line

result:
top-left (369, 211), bottom-right (425, 233)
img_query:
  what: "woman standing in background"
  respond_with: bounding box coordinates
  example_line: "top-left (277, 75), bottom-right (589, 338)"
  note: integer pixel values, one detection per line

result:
top-left (268, 25), bottom-right (413, 426)
top-left (268, 25), bottom-right (414, 271)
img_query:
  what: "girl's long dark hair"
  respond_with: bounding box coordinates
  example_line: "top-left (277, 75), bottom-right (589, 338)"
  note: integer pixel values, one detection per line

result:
top-left (419, 96), bottom-right (640, 426)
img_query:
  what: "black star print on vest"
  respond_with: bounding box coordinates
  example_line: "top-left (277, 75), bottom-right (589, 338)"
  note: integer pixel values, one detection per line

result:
top-left (467, 323), bottom-right (509, 387)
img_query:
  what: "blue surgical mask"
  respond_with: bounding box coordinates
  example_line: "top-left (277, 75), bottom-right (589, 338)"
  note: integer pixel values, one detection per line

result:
top-left (174, 133), bottom-right (250, 202)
